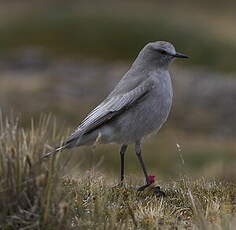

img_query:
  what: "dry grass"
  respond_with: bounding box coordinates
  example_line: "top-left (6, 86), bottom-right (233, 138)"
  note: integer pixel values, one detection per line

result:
top-left (0, 113), bottom-right (72, 229)
top-left (65, 174), bottom-right (236, 229)
top-left (1, 113), bottom-right (236, 229)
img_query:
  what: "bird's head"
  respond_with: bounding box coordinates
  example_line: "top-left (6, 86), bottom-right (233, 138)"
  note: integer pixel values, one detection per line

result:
top-left (150, 41), bottom-right (188, 66)
top-left (136, 41), bottom-right (189, 68)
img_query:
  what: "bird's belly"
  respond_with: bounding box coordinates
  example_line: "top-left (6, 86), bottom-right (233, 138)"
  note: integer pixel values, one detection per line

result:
top-left (102, 91), bottom-right (172, 144)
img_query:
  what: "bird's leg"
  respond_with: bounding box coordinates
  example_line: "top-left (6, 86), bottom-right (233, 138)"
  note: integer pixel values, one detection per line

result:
top-left (135, 141), bottom-right (149, 184)
top-left (120, 144), bottom-right (128, 184)
top-left (135, 141), bottom-right (165, 196)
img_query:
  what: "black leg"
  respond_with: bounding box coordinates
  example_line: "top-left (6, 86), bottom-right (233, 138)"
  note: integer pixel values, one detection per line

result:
top-left (135, 141), bottom-right (149, 184)
top-left (120, 144), bottom-right (128, 183)
top-left (135, 141), bottom-right (165, 196)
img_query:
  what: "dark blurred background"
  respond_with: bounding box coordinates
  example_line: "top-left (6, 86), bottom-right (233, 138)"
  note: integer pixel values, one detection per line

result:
top-left (1, 0), bottom-right (236, 181)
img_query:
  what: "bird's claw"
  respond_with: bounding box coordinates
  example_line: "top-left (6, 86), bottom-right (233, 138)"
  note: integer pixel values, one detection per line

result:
top-left (117, 181), bottom-right (124, 187)
top-left (137, 184), bottom-right (166, 197)
top-left (152, 186), bottom-right (166, 197)
top-left (137, 183), bottom-right (151, 192)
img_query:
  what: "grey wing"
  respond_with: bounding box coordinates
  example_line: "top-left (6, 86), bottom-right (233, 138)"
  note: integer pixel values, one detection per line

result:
top-left (64, 77), bottom-right (156, 146)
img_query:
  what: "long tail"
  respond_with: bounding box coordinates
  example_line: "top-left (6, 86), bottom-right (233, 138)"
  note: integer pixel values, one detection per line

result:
top-left (42, 144), bottom-right (68, 159)
top-left (42, 134), bottom-right (82, 159)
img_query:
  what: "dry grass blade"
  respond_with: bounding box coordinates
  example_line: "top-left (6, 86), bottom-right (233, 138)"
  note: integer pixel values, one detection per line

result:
top-left (1, 112), bottom-right (236, 229)
top-left (0, 113), bottom-right (73, 230)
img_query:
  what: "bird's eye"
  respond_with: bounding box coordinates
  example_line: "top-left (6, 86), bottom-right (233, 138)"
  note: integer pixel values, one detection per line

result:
top-left (158, 49), bottom-right (168, 55)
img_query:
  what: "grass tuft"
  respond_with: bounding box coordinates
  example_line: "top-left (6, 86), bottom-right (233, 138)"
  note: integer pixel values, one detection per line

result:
top-left (0, 113), bottom-right (236, 229)
top-left (0, 113), bottom-right (73, 229)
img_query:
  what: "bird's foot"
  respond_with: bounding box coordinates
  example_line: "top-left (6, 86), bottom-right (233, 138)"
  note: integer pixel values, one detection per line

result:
top-left (137, 184), bottom-right (165, 197)
top-left (117, 181), bottom-right (124, 187)
top-left (137, 183), bottom-right (151, 192)
top-left (113, 180), bottom-right (125, 188)
top-left (137, 173), bottom-right (165, 197)
top-left (151, 185), bottom-right (166, 197)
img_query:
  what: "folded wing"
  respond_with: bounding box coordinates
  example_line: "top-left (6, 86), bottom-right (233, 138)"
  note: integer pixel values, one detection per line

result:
top-left (42, 77), bottom-right (156, 158)
top-left (66, 77), bottom-right (156, 144)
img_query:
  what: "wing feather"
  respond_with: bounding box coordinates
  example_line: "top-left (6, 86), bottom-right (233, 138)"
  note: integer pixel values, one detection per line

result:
top-left (65, 77), bottom-right (155, 144)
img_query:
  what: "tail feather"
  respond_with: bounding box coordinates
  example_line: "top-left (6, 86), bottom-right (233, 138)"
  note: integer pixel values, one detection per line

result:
top-left (42, 134), bottom-right (81, 159)
top-left (42, 145), bottom-right (68, 159)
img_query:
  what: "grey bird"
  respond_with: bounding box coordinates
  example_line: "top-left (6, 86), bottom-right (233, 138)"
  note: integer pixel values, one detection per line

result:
top-left (43, 41), bottom-right (188, 190)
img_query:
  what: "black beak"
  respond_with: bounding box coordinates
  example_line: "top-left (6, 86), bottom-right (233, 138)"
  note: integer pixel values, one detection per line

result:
top-left (173, 52), bottom-right (189, 59)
